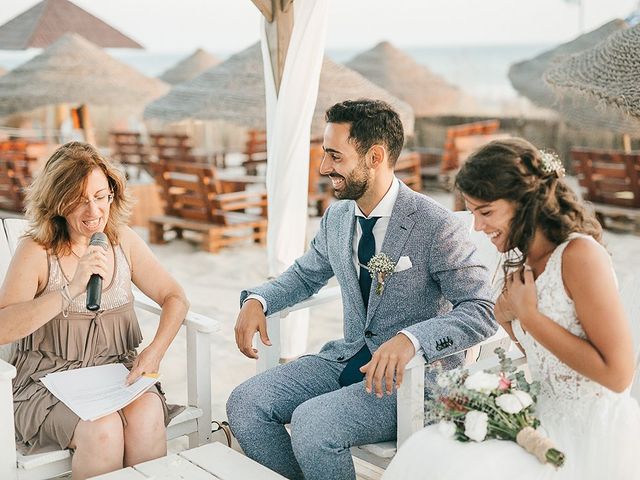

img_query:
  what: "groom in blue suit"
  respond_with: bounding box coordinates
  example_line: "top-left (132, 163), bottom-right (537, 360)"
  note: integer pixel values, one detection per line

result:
top-left (227, 99), bottom-right (496, 480)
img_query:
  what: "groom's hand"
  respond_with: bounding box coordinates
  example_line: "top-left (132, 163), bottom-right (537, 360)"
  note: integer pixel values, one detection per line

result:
top-left (360, 334), bottom-right (416, 397)
top-left (234, 299), bottom-right (271, 359)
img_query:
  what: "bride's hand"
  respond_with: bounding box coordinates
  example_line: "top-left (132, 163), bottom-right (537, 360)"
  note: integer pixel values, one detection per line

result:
top-left (495, 290), bottom-right (516, 326)
top-left (505, 266), bottom-right (538, 324)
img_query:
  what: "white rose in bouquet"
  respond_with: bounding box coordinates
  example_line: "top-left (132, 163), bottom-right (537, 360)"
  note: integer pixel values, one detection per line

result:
top-left (464, 371), bottom-right (500, 393)
top-left (437, 420), bottom-right (456, 439)
top-left (464, 410), bottom-right (488, 442)
top-left (496, 393), bottom-right (525, 414)
top-left (512, 389), bottom-right (533, 409)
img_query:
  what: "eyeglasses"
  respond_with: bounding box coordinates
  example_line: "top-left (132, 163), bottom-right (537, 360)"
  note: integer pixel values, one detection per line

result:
top-left (74, 192), bottom-right (114, 210)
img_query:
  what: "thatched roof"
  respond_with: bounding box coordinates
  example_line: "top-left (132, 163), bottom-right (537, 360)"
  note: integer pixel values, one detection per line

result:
top-left (159, 48), bottom-right (221, 85)
top-left (345, 41), bottom-right (470, 117)
top-left (546, 23), bottom-right (640, 122)
top-left (0, 0), bottom-right (142, 50)
top-left (508, 19), bottom-right (627, 109)
top-left (145, 43), bottom-right (415, 136)
top-left (0, 33), bottom-right (168, 118)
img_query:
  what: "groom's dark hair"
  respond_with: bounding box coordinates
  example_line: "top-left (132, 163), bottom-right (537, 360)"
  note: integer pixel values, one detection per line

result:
top-left (325, 99), bottom-right (404, 166)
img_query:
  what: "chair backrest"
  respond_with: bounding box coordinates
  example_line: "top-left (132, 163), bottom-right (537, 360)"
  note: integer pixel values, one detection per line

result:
top-left (0, 218), bottom-right (24, 362)
top-left (109, 131), bottom-right (151, 164)
top-left (441, 119), bottom-right (500, 173)
top-left (244, 130), bottom-right (267, 160)
top-left (571, 148), bottom-right (640, 208)
top-left (0, 142), bottom-right (37, 212)
top-left (3, 218), bottom-right (28, 254)
top-left (150, 133), bottom-right (193, 162)
top-left (152, 161), bottom-right (229, 224)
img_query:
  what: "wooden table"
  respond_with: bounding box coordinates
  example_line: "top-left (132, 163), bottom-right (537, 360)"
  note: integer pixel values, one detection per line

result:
top-left (89, 442), bottom-right (286, 479)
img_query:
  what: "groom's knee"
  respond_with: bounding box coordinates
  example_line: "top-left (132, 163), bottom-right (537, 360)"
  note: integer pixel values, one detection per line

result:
top-left (290, 400), bottom-right (340, 456)
top-left (226, 379), bottom-right (263, 435)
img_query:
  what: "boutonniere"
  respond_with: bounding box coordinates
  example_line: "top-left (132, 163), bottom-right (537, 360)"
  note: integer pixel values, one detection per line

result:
top-left (365, 253), bottom-right (396, 295)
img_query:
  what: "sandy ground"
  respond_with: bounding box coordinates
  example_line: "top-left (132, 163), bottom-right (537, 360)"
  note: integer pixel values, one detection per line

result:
top-left (128, 183), bottom-right (640, 455)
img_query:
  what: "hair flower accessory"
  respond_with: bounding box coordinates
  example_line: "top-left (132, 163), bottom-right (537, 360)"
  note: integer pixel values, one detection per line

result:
top-left (365, 253), bottom-right (395, 295)
top-left (539, 150), bottom-right (566, 178)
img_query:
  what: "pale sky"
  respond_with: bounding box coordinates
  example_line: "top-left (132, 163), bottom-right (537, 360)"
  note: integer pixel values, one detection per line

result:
top-left (0, 0), bottom-right (638, 54)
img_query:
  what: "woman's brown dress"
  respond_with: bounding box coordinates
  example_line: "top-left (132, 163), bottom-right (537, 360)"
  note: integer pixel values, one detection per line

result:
top-left (11, 245), bottom-right (180, 454)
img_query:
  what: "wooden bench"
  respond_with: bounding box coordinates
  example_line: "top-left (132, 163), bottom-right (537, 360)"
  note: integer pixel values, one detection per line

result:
top-left (149, 133), bottom-right (194, 162)
top-left (395, 151), bottom-right (422, 192)
top-left (571, 147), bottom-right (640, 233)
top-left (241, 129), bottom-right (268, 175)
top-left (412, 146), bottom-right (443, 183)
top-left (308, 141), bottom-right (333, 216)
top-left (440, 120), bottom-right (501, 190)
top-left (149, 161), bottom-right (267, 253)
top-left (0, 141), bottom-right (38, 212)
top-left (109, 131), bottom-right (152, 180)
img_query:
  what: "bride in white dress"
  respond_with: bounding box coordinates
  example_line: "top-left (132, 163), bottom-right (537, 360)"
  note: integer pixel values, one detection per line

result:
top-left (384, 138), bottom-right (640, 480)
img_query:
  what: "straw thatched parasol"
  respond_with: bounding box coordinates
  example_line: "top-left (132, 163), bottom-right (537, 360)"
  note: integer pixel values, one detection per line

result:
top-left (508, 19), bottom-right (628, 109)
top-left (509, 19), bottom-right (640, 133)
top-left (144, 43), bottom-right (415, 137)
top-left (545, 23), bottom-right (640, 122)
top-left (345, 41), bottom-right (470, 117)
top-left (0, 0), bottom-right (142, 50)
top-left (0, 33), bottom-right (169, 119)
top-left (159, 48), bottom-right (220, 85)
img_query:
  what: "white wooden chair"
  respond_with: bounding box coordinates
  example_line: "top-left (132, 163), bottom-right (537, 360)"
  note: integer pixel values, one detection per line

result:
top-left (254, 211), bottom-right (511, 478)
top-left (0, 218), bottom-right (220, 480)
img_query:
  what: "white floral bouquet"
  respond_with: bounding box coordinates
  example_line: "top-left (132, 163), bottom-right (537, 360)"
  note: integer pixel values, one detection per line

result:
top-left (426, 348), bottom-right (565, 467)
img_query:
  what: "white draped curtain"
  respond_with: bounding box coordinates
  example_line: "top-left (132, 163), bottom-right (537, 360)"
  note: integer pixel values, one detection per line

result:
top-left (260, 0), bottom-right (329, 358)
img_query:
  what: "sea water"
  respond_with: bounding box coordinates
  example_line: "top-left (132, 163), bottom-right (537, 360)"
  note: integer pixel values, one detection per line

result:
top-left (0, 43), bottom-right (550, 106)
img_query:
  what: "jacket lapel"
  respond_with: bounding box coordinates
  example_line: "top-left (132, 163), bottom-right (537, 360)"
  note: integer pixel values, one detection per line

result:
top-left (337, 202), bottom-right (367, 321)
top-left (366, 184), bottom-right (417, 324)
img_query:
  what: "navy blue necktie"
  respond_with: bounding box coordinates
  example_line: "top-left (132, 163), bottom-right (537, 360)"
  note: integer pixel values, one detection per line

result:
top-left (339, 216), bottom-right (379, 387)
top-left (357, 216), bottom-right (380, 306)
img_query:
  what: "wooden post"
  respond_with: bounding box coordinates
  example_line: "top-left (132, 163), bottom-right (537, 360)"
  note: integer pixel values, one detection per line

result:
top-left (623, 133), bottom-right (632, 153)
top-left (251, 0), bottom-right (294, 95)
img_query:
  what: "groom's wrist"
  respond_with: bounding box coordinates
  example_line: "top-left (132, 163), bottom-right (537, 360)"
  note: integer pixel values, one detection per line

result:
top-left (398, 330), bottom-right (420, 355)
top-left (244, 294), bottom-right (267, 313)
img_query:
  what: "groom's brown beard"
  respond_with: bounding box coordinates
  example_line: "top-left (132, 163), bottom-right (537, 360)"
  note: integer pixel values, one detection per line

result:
top-left (331, 161), bottom-right (369, 200)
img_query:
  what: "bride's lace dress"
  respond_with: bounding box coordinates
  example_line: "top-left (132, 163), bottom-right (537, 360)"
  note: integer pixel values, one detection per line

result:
top-left (384, 235), bottom-right (640, 480)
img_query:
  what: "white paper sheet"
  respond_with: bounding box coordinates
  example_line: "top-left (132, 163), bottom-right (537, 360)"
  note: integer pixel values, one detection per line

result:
top-left (40, 363), bottom-right (158, 421)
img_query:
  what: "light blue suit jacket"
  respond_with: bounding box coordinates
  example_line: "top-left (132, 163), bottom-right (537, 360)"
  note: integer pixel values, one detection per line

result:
top-left (241, 182), bottom-right (497, 370)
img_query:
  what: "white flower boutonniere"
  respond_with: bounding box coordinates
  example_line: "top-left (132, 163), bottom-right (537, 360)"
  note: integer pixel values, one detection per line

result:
top-left (366, 253), bottom-right (395, 295)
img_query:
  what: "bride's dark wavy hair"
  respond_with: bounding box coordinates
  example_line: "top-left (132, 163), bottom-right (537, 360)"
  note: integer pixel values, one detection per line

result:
top-left (455, 137), bottom-right (602, 274)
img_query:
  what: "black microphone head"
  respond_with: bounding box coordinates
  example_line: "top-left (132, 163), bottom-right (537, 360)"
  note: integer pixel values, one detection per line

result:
top-left (89, 232), bottom-right (108, 250)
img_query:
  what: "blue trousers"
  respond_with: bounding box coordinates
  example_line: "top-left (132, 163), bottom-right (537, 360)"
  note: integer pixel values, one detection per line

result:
top-left (226, 355), bottom-right (397, 480)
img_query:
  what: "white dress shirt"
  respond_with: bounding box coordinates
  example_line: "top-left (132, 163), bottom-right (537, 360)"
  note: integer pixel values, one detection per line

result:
top-left (247, 176), bottom-right (422, 354)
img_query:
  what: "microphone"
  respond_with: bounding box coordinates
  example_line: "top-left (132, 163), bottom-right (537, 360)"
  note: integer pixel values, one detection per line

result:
top-left (86, 232), bottom-right (108, 311)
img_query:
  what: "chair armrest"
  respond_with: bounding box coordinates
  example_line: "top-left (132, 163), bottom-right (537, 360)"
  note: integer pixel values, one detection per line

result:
top-left (0, 357), bottom-right (16, 381)
top-left (397, 353), bottom-right (426, 447)
top-left (0, 357), bottom-right (17, 479)
top-left (133, 290), bottom-right (220, 334)
top-left (271, 286), bottom-right (342, 317)
top-left (132, 289), bottom-right (219, 447)
top-left (256, 286), bottom-right (342, 373)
